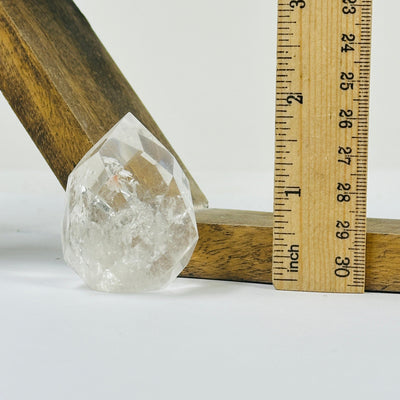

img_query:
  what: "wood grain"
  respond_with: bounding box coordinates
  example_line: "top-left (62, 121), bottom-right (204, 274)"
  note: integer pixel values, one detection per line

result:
top-left (182, 209), bottom-right (400, 293)
top-left (0, 0), bottom-right (208, 209)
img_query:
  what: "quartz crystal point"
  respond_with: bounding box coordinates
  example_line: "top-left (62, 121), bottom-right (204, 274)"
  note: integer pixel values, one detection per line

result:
top-left (62, 113), bottom-right (199, 292)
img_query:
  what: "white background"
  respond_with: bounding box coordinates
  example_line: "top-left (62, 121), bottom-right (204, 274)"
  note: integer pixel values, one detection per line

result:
top-left (1, 1), bottom-right (400, 399)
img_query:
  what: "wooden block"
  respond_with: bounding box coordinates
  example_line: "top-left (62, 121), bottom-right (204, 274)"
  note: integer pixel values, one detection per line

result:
top-left (182, 209), bottom-right (400, 293)
top-left (0, 0), bottom-right (208, 209)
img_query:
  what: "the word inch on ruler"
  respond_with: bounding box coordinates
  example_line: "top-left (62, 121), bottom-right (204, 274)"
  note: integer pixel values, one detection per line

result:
top-left (273, 0), bottom-right (372, 293)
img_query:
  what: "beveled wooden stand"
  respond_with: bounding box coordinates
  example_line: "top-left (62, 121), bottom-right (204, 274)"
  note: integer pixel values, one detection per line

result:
top-left (1, 0), bottom-right (399, 293)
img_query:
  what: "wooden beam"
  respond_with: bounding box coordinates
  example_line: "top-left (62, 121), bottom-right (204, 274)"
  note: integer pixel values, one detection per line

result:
top-left (182, 209), bottom-right (400, 293)
top-left (0, 0), bottom-right (208, 209)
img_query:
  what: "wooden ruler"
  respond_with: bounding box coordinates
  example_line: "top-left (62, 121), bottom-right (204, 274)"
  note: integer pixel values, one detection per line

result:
top-left (273, 0), bottom-right (372, 292)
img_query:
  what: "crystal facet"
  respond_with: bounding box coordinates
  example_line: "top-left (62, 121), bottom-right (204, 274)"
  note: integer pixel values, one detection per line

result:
top-left (62, 113), bottom-right (198, 292)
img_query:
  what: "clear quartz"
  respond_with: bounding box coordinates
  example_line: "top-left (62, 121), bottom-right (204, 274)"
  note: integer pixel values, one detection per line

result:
top-left (62, 113), bottom-right (198, 292)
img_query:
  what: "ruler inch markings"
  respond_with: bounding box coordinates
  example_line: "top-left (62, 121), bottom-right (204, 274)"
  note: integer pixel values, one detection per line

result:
top-left (272, 0), bottom-right (372, 293)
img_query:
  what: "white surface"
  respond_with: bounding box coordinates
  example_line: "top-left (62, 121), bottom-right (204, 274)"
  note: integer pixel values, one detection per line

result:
top-left (1, 1), bottom-right (400, 398)
top-left (1, 171), bottom-right (400, 399)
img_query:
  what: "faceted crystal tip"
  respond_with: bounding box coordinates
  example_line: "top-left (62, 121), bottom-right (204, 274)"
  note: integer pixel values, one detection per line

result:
top-left (62, 113), bottom-right (199, 293)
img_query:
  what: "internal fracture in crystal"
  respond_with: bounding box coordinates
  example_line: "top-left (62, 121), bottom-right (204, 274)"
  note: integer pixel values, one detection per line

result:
top-left (62, 113), bottom-right (198, 292)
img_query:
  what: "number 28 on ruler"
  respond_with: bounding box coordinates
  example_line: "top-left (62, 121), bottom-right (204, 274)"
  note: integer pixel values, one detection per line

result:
top-left (273, 0), bottom-right (372, 292)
